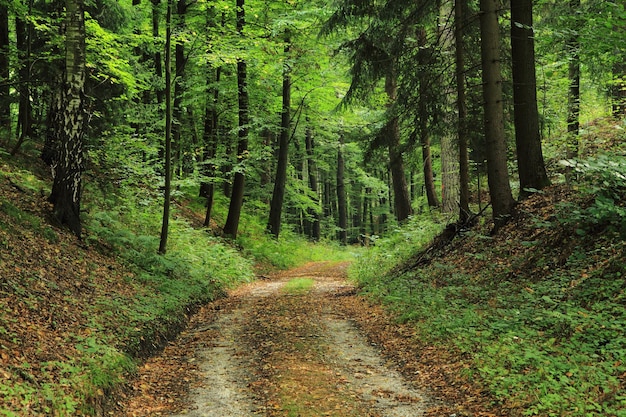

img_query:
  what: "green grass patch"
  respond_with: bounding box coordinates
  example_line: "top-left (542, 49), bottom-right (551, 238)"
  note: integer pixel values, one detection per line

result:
top-left (282, 277), bottom-right (315, 294)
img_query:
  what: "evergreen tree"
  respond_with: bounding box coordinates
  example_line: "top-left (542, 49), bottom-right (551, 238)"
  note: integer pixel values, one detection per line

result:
top-left (511, 0), bottom-right (550, 199)
top-left (479, 0), bottom-right (515, 228)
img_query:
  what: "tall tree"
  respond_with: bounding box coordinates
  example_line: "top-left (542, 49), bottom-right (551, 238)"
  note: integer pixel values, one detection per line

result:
top-left (152, 0), bottom-right (164, 104)
top-left (439, 2), bottom-right (460, 215)
top-left (0, 4), bottom-right (9, 138)
top-left (336, 136), bottom-right (347, 245)
top-left (479, 0), bottom-right (515, 228)
top-left (417, 27), bottom-right (440, 209)
top-left (455, 0), bottom-right (470, 222)
top-left (47, 0), bottom-right (87, 237)
top-left (159, 0), bottom-right (173, 254)
top-left (385, 69), bottom-right (413, 222)
top-left (223, 0), bottom-right (249, 239)
top-left (172, 0), bottom-right (188, 175)
top-left (12, 2), bottom-right (33, 155)
top-left (511, 0), bottom-right (550, 199)
top-left (200, 65), bottom-right (221, 227)
top-left (566, 0), bottom-right (581, 162)
top-left (305, 125), bottom-right (320, 240)
top-left (267, 33), bottom-right (292, 238)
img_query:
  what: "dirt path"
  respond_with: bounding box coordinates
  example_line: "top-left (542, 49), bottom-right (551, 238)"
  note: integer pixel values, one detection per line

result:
top-left (117, 262), bottom-right (500, 416)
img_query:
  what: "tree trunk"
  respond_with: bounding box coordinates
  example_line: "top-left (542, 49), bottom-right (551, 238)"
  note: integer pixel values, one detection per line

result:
top-left (172, 0), bottom-right (187, 176)
top-left (223, 0), bottom-right (248, 239)
top-left (200, 65), bottom-right (221, 227)
top-left (267, 36), bottom-right (292, 238)
top-left (479, 0), bottom-right (515, 229)
top-left (566, 0), bottom-right (581, 162)
top-left (417, 28), bottom-right (440, 209)
top-left (48, 0), bottom-right (86, 238)
top-left (336, 137), bottom-right (347, 245)
top-left (158, 0), bottom-right (173, 253)
top-left (455, 0), bottom-right (471, 222)
top-left (385, 71), bottom-right (412, 222)
top-left (12, 5), bottom-right (33, 155)
top-left (305, 126), bottom-right (320, 241)
top-left (511, 0), bottom-right (550, 199)
top-left (439, 1), bottom-right (460, 215)
top-left (152, 0), bottom-right (164, 104)
top-left (0, 5), bottom-right (9, 139)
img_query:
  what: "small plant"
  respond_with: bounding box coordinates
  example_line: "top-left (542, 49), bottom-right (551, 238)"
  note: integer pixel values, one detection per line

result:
top-left (558, 155), bottom-right (626, 236)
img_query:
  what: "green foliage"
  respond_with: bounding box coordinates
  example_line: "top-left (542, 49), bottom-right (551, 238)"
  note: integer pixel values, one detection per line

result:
top-left (238, 227), bottom-right (355, 271)
top-left (352, 209), bottom-right (626, 415)
top-left (558, 155), bottom-right (626, 236)
top-left (348, 213), bottom-right (446, 285)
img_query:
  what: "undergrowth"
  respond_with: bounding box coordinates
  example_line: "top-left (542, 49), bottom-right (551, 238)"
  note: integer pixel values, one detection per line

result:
top-left (351, 153), bottom-right (626, 416)
top-left (1, 144), bottom-right (353, 415)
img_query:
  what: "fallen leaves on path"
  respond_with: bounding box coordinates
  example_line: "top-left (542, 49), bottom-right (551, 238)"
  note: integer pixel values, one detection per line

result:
top-left (116, 261), bottom-right (507, 416)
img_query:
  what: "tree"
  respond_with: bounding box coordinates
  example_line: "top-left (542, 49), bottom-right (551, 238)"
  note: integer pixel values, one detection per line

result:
top-left (172, 0), bottom-right (189, 174)
top-left (385, 69), bottom-right (413, 222)
top-left (46, 0), bottom-right (87, 237)
top-left (223, 0), bottom-right (249, 239)
top-left (511, 0), bottom-right (550, 198)
top-left (438, 2), bottom-right (460, 215)
top-left (12, 2), bottom-right (33, 155)
top-left (336, 136), bottom-right (347, 245)
top-left (455, 0), bottom-right (470, 222)
top-left (267, 33), bottom-right (292, 238)
top-left (479, 0), bottom-right (515, 228)
top-left (305, 125), bottom-right (320, 240)
top-left (566, 0), bottom-right (581, 163)
top-left (159, 0), bottom-right (173, 254)
top-left (0, 4), bottom-right (9, 139)
top-left (417, 27), bottom-right (440, 209)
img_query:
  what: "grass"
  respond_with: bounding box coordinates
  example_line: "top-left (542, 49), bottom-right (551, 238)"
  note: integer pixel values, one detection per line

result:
top-left (282, 277), bottom-right (316, 294)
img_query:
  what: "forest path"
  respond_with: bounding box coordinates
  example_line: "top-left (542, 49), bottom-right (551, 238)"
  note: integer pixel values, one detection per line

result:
top-left (119, 261), bottom-right (487, 416)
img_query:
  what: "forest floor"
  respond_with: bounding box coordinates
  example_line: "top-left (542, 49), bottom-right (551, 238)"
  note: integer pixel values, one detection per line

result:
top-left (115, 261), bottom-right (502, 417)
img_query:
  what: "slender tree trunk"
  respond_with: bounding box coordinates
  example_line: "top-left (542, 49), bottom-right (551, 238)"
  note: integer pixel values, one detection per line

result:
top-left (479, 0), bottom-right (515, 229)
top-left (200, 65), bottom-right (221, 227)
top-left (305, 126), bottom-right (320, 241)
top-left (336, 137), bottom-right (347, 245)
top-left (12, 4), bottom-right (33, 155)
top-left (158, 0), bottom-right (173, 253)
top-left (48, 0), bottom-right (86, 238)
top-left (267, 35), bottom-right (292, 238)
top-left (455, 0), bottom-right (471, 222)
top-left (385, 71), bottom-right (412, 222)
top-left (172, 0), bottom-right (187, 176)
top-left (511, 0), bottom-right (550, 199)
top-left (417, 28), bottom-right (440, 209)
top-left (0, 5), bottom-right (9, 139)
top-left (259, 128), bottom-right (273, 190)
top-left (223, 0), bottom-right (248, 239)
top-left (360, 187), bottom-right (372, 242)
top-left (566, 0), bottom-right (581, 162)
top-left (152, 0), bottom-right (164, 104)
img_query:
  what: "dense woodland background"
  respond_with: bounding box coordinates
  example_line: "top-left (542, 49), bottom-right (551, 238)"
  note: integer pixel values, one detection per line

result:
top-left (0, 0), bottom-right (624, 244)
top-left (1, 0), bottom-right (626, 415)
